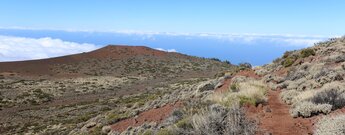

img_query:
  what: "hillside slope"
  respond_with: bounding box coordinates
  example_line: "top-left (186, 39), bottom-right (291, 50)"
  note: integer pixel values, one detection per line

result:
top-left (0, 45), bottom-right (235, 134)
top-left (254, 37), bottom-right (345, 134)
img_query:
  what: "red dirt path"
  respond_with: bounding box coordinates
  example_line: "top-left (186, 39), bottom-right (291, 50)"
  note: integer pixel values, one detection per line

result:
top-left (246, 90), bottom-right (314, 135)
top-left (216, 69), bottom-right (315, 135)
top-left (110, 102), bottom-right (182, 132)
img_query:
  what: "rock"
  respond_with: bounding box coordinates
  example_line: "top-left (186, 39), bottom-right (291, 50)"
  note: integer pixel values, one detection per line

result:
top-left (214, 81), bottom-right (224, 89)
top-left (85, 122), bottom-right (97, 128)
top-left (102, 126), bottom-right (111, 134)
top-left (196, 80), bottom-right (216, 92)
top-left (231, 76), bottom-right (248, 83)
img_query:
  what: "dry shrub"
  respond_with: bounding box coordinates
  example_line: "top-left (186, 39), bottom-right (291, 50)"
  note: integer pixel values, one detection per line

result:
top-left (210, 80), bottom-right (267, 107)
top-left (290, 101), bottom-right (332, 118)
top-left (282, 82), bottom-right (345, 117)
top-left (280, 90), bottom-right (299, 105)
top-left (314, 115), bottom-right (345, 135)
top-left (192, 104), bottom-right (256, 135)
top-left (311, 83), bottom-right (345, 109)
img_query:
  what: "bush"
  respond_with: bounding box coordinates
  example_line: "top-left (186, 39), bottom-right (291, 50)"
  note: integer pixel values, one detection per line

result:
top-left (283, 51), bottom-right (293, 59)
top-left (300, 48), bottom-right (315, 58)
top-left (157, 128), bottom-right (174, 135)
top-left (290, 102), bottom-right (332, 118)
top-left (238, 63), bottom-right (252, 70)
top-left (230, 83), bottom-right (239, 92)
top-left (238, 96), bottom-right (256, 106)
top-left (282, 57), bottom-right (295, 67)
top-left (175, 118), bottom-right (193, 130)
top-left (314, 115), bottom-right (345, 135)
top-left (210, 58), bottom-right (221, 62)
top-left (223, 60), bottom-right (231, 65)
top-left (192, 104), bottom-right (256, 135)
top-left (280, 90), bottom-right (299, 105)
top-left (335, 55), bottom-right (345, 63)
top-left (311, 86), bottom-right (345, 109)
top-left (141, 129), bottom-right (153, 135)
top-left (217, 80), bottom-right (267, 107)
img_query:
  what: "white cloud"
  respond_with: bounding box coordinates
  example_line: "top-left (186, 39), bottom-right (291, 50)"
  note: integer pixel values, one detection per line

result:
top-left (0, 35), bottom-right (98, 62)
top-left (155, 48), bottom-right (177, 52)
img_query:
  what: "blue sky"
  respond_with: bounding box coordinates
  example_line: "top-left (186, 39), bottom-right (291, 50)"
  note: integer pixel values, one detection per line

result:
top-left (0, 1), bottom-right (343, 65)
top-left (1, 0), bottom-right (344, 35)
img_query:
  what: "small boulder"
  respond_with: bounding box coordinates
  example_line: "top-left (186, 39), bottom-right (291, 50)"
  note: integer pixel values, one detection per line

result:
top-left (85, 122), bottom-right (97, 128)
top-left (102, 126), bottom-right (111, 134)
top-left (196, 80), bottom-right (216, 92)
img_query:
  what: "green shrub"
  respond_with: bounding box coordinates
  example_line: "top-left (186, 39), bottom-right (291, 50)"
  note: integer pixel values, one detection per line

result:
top-left (157, 128), bottom-right (174, 135)
top-left (175, 118), bottom-right (193, 130)
top-left (300, 48), bottom-right (315, 58)
top-left (283, 51), bottom-right (293, 58)
top-left (238, 62), bottom-right (252, 70)
top-left (230, 83), bottom-right (239, 92)
top-left (89, 126), bottom-right (105, 135)
top-left (239, 96), bottom-right (256, 106)
top-left (106, 112), bottom-right (130, 124)
top-left (210, 58), bottom-right (221, 62)
top-left (140, 129), bottom-right (153, 135)
top-left (282, 57), bottom-right (295, 67)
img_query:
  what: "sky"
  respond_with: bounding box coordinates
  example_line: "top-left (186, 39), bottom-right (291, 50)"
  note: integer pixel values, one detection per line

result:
top-left (0, 1), bottom-right (344, 65)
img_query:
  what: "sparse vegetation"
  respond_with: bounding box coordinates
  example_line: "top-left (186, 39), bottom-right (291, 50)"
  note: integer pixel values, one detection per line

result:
top-left (300, 48), bottom-right (315, 58)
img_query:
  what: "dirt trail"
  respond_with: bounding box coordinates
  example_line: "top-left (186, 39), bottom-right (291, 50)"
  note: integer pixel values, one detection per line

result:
top-left (247, 90), bottom-right (314, 135)
top-left (218, 70), bottom-right (314, 135)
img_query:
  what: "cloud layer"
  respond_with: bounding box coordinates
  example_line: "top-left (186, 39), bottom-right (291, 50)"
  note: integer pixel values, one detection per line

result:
top-left (117, 31), bottom-right (328, 47)
top-left (155, 48), bottom-right (177, 52)
top-left (0, 35), bottom-right (98, 61)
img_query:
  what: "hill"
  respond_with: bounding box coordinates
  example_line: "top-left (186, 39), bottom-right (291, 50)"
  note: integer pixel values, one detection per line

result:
top-left (0, 45), bottom-right (229, 78)
top-left (0, 45), bottom-right (235, 134)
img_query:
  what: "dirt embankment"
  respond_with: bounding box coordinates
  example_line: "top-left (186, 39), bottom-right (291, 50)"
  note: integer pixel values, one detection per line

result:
top-left (110, 102), bottom-right (182, 132)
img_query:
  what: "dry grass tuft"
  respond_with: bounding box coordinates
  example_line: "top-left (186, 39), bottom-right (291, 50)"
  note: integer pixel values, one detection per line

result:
top-left (192, 104), bottom-right (256, 135)
top-left (210, 80), bottom-right (267, 107)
